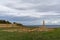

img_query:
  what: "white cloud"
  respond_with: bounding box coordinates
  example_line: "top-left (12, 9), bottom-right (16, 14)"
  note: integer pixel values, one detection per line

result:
top-left (0, 4), bottom-right (59, 18)
top-left (51, 20), bottom-right (60, 24)
top-left (0, 0), bottom-right (59, 17)
top-left (44, 20), bottom-right (60, 25)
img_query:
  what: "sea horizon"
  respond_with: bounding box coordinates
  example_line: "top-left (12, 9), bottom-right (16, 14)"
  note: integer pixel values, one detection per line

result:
top-left (24, 25), bottom-right (60, 28)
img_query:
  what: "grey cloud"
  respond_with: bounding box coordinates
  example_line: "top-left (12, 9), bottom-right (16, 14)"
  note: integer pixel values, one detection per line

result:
top-left (22, 0), bottom-right (56, 4)
top-left (33, 5), bottom-right (60, 13)
top-left (6, 0), bottom-right (60, 14)
top-left (2, 0), bottom-right (60, 14)
top-left (0, 16), bottom-right (39, 21)
top-left (0, 15), bottom-right (60, 25)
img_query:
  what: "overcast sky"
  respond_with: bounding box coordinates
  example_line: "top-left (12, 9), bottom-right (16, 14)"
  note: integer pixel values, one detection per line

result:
top-left (0, 0), bottom-right (60, 25)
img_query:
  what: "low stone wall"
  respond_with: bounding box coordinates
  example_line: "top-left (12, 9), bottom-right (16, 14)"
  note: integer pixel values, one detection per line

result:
top-left (0, 24), bottom-right (18, 27)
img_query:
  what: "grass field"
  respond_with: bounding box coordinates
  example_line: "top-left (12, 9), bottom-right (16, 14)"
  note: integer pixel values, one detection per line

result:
top-left (0, 28), bottom-right (60, 40)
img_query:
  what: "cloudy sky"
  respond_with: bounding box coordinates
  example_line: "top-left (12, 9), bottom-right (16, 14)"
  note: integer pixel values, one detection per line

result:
top-left (0, 0), bottom-right (60, 25)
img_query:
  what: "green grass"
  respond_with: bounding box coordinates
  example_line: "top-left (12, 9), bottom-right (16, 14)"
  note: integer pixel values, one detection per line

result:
top-left (0, 28), bottom-right (60, 40)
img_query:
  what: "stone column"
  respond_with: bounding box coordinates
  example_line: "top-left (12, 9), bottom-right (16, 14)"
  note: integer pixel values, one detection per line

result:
top-left (43, 20), bottom-right (45, 26)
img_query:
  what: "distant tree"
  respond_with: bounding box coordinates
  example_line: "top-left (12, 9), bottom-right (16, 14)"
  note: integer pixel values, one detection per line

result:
top-left (13, 22), bottom-right (23, 26)
top-left (13, 22), bottom-right (16, 24)
top-left (0, 20), bottom-right (11, 24)
top-left (6, 21), bottom-right (11, 24)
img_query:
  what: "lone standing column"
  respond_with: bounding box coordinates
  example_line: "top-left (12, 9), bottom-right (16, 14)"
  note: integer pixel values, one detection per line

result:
top-left (43, 20), bottom-right (45, 26)
top-left (39, 20), bottom-right (48, 31)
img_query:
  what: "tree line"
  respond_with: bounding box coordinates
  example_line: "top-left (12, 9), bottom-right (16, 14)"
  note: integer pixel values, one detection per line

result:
top-left (0, 20), bottom-right (23, 26)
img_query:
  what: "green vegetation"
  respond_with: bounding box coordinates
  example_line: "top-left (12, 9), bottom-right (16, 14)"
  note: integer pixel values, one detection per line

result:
top-left (0, 20), bottom-right (11, 24)
top-left (0, 20), bottom-right (23, 26)
top-left (13, 22), bottom-right (23, 26)
top-left (0, 28), bottom-right (60, 40)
